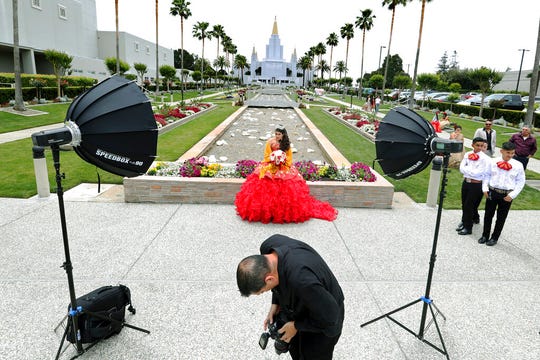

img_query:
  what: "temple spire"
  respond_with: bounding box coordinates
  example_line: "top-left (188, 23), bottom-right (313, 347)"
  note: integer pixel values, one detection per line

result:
top-left (272, 16), bottom-right (278, 35)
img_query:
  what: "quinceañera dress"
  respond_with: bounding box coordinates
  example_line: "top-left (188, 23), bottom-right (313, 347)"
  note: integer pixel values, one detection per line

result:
top-left (234, 139), bottom-right (338, 224)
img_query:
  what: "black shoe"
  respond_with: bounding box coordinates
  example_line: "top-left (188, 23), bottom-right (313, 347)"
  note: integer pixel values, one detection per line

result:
top-left (478, 236), bottom-right (488, 244)
top-left (486, 238), bottom-right (498, 246)
top-left (458, 228), bottom-right (472, 235)
top-left (455, 222), bottom-right (464, 231)
top-left (473, 219), bottom-right (480, 224)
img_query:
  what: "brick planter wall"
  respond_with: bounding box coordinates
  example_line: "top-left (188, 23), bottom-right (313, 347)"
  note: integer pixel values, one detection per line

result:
top-left (124, 171), bottom-right (394, 208)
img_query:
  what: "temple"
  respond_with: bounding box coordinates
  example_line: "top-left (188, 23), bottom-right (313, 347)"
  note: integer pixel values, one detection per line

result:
top-left (248, 18), bottom-right (300, 86)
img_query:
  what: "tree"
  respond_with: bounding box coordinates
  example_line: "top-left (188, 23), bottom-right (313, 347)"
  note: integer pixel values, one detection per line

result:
top-left (210, 24), bottom-right (226, 60)
top-left (233, 54), bottom-right (248, 84)
top-left (417, 73), bottom-right (439, 106)
top-left (470, 67), bottom-right (502, 118)
top-left (355, 8), bottom-right (376, 98)
top-left (369, 74), bottom-right (384, 92)
top-left (409, 0), bottom-right (434, 109)
top-left (393, 73), bottom-right (412, 95)
top-left (134, 62), bottom-right (148, 85)
top-left (12, 0), bottom-right (25, 111)
top-left (104, 57), bottom-right (130, 75)
top-left (170, 0), bottom-right (192, 101)
top-left (159, 65), bottom-right (176, 91)
top-left (44, 49), bottom-right (73, 98)
top-left (298, 56), bottom-right (312, 87)
top-left (114, 0), bottom-right (120, 76)
top-left (381, 0), bottom-right (410, 101)
top-left (315, 59), bottom-right (330, 83)
top-left (325, 32), bottom-right (339, 80)
top-left (339, 23), bottom-right (354, 91)
top-left (437, 51), bottom-right (449, 78)
top-left (155, 0), bottom-right (159, 94)
top-left (525, 17), bottom-right (540, 128)
top-left (193, 21), bottom-right (211, 91)
top-left (334, 60), bottom-right (347, 84)
top-left (213, 55), bottom-right (228, 86)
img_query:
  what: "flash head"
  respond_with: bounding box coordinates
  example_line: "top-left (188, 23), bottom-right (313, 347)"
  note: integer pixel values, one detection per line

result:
top-left (430, 138), bottom-right (463, 155)
top-left (31, 121), bottom-right (81, 148)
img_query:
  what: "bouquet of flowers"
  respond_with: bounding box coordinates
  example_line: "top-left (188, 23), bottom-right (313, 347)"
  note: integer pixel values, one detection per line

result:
top-left (269, 150), bottom-right (286, 166)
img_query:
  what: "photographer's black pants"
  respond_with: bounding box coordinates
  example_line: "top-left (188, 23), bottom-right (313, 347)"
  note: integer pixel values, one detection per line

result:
top-left (288, 305), bottom-right (344, 360)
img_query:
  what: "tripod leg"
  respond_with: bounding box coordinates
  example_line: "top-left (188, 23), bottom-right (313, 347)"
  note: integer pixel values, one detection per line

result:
top-left (361, 298), bottom-right (422, 327)
top-left (54, 314), bottom-right (68, 333)
top-left (55, 320), bottom-right (70, 360)
top-left (421, 303), bottom-right (450, 359)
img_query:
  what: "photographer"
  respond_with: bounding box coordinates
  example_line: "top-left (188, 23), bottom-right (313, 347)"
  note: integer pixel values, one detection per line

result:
top-left (236, 234), bottom-right (344, 359)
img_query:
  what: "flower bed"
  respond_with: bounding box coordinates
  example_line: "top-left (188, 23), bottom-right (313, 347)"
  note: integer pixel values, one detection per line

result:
top-left (153, 103), bottom-right (212, 129)
top-left (147, 157), bottom-right (377, 183)
top-left (326, 107), bottom-right (379, 140)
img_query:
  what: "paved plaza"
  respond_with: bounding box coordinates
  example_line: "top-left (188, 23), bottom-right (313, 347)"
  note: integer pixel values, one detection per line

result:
top-left (0, 192), bottom-right (539, 359)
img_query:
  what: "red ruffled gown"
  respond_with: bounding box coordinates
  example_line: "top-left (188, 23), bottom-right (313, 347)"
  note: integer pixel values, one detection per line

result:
top-left (235, 141), bottom-right (338, 224)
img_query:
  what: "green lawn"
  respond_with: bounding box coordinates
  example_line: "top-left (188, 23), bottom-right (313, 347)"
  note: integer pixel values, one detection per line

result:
top-left (0, 99), bottom-right (538, 209)
top-left (302, 107), bottom-right (540, 210)
top-left (0, 103), bottom-right (70, 134)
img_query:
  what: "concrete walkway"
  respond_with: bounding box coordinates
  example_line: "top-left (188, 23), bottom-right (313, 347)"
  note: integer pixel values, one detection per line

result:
top-left (0, 192), bottom-right (538, 359)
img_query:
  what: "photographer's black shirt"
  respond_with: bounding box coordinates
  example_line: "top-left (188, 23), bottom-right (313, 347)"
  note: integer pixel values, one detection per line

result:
top-left (260, 234), bottom-right (344, 337)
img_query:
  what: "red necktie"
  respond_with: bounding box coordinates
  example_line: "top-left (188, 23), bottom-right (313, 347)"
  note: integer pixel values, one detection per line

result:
top-left (497, 161), bottom-right (512, 171)
top-left (468, 153), bottom-right (479, 161)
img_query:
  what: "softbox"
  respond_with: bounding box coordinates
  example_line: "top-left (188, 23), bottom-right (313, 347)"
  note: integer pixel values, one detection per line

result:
top-left (375, 107), bottom-right (437, 180)
top-left (65, 75), bottom-right (158, 177)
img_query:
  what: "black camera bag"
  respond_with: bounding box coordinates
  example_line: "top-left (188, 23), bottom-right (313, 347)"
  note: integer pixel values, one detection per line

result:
top-left (66, 284), bottom-right (135, 344)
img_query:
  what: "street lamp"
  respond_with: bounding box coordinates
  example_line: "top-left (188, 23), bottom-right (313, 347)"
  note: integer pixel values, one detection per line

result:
top-left (516, 49), bottom-right (530, 93)
top-left (378, 45), bottom-right (386, 69)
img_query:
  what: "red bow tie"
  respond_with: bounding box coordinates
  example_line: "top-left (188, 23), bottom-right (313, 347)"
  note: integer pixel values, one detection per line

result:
top-left (497, 161), bottom-right (512, 171)
top-left (468, 153), bottom-right (479, 161)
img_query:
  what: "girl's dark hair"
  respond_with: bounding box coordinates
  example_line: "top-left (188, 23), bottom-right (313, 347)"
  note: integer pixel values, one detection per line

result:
top-left (276, 126), bottom-right (290, 151)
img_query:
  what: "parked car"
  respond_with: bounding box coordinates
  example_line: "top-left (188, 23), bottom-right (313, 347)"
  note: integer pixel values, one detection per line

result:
top-left (471, 94), bottom-right (524, 110)
top-left (430, 92), bottom-right (451, 102)
top-left (522, 95), bottom-right (540, 105)
top-left (457, 95), bottom-right (482, 106)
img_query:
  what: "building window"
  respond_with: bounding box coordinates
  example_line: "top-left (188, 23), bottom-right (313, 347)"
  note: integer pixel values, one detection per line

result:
top-left (31, 0), bottom-right (41, 10)
top-left (134, 42), bottom-right (139, 52)
top-left (58, 4), bottom-right (67, 19)
top-left (163, 53), bottom-right (167, 61)
top-left (146, 46), bottom-right (150, 55)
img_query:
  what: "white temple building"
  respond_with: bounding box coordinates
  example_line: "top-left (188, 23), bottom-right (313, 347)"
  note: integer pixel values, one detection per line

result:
top-left (248, 18), bottom-right (302, 86)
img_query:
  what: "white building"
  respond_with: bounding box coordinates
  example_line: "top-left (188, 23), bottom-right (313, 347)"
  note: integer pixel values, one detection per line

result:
top-left (0, 0), bottom-right (173, 83)
top-left (248, 18), bottom-right (303, 86)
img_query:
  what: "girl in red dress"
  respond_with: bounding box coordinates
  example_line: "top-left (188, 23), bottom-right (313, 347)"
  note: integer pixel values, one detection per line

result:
top-left (235, 125), bottom-right (338, 224)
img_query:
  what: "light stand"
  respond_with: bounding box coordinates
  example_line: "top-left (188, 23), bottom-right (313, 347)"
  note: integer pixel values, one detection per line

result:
top-left (48, 145), bottom-right (149, 360)
top-left (361, 154), bottom-right (451, 359)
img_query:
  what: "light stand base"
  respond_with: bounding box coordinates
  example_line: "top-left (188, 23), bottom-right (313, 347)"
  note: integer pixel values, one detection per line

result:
top-left (361, 296), bottom-right (449, 359)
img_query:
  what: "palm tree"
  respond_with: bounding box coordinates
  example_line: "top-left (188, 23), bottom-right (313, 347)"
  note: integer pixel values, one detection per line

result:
top-left (12, 0), bottom-right (25, 111)
top-left (334, 60), bottom-right (347, 85)
top-left (355, 9), bottom-right (376, 98)
top-left (314, 42), bottom-right (326, 70)
top-left (213, 55), bottom-right (228, 87)
top-left (210, 24), bottom-right (226, 60)
top-left (381, 0), bottom-right (410, 99)
top-left (234, 54), bottom-right (248, 84)
top-left (316, 59), bottom-right (330, 84)
top-left (193, 21), bottom-right (211, 92)
top-left (340, 23), bottom-right (354, 94)
top-left (326, 32), bottom-right (339, 81)
top-left (155, 0), bottom-right (159, 95)
top-left (409, 0), bottom-right (433, 109)
top-left (298, 56), bottom-right (312, 88)
top-left (525, 18), bottom-right (540, 127)
top-left (114, 0), bottom-right (120, 75)
top-left (170, 0), bottom-right (191, 101)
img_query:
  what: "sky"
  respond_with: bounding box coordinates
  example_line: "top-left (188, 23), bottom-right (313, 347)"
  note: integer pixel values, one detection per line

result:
top-left (95, 0), bottom-right (539, 79)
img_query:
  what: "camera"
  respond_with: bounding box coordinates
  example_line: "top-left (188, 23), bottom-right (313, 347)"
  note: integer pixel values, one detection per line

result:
top-left (258, 313), bottom-right (290, 355)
